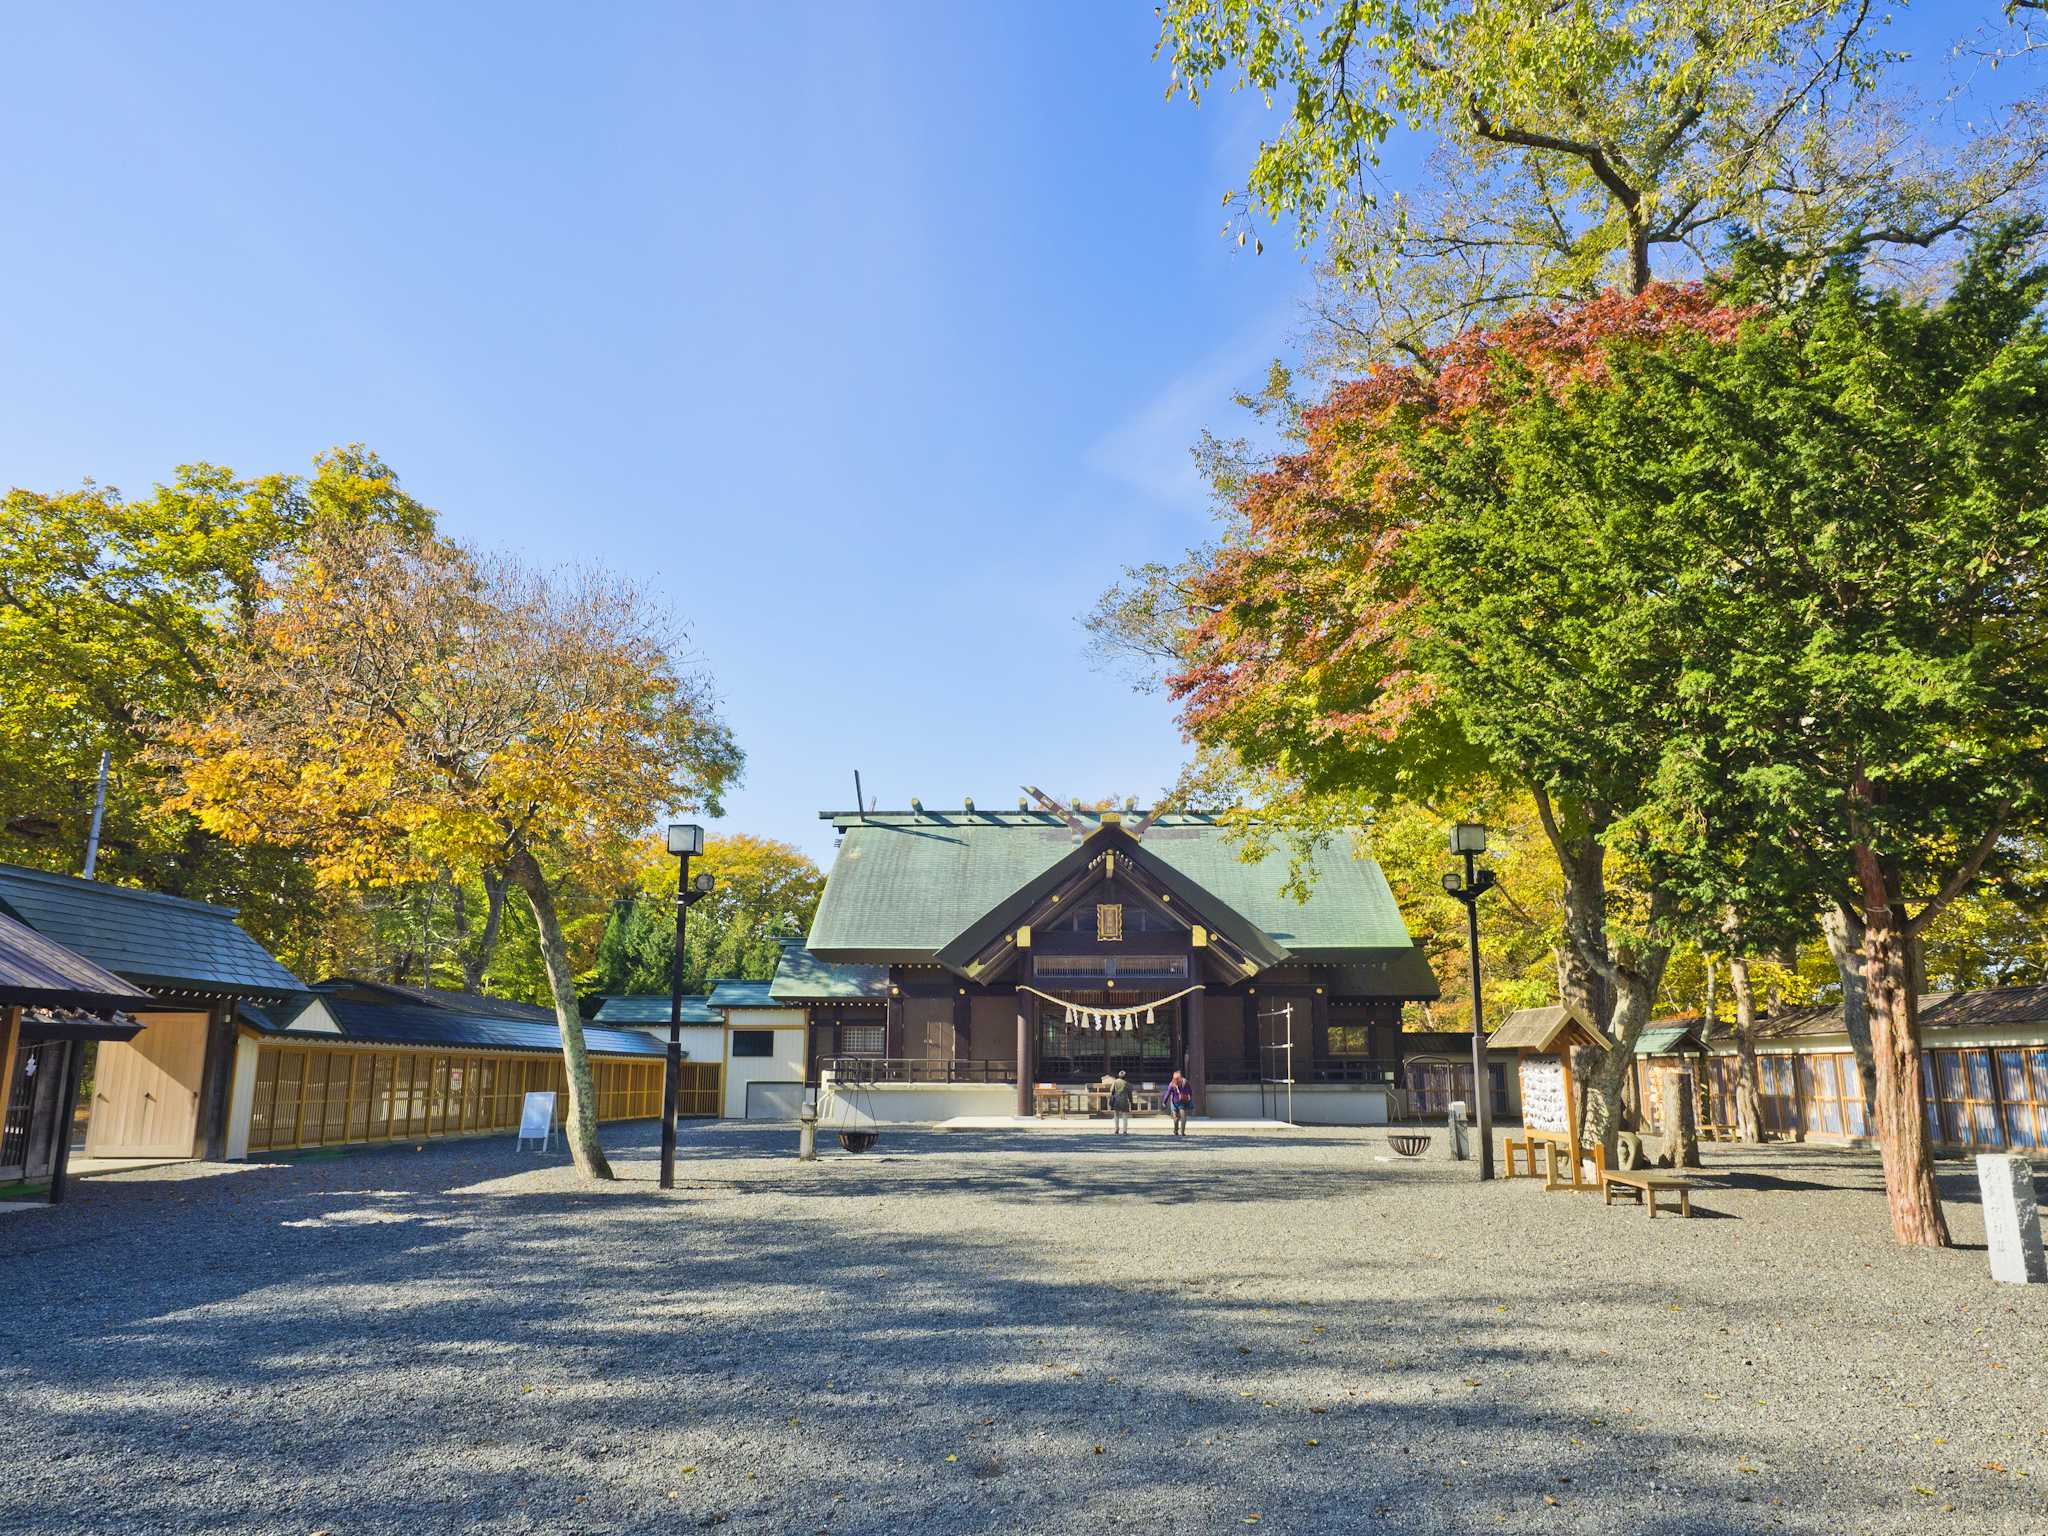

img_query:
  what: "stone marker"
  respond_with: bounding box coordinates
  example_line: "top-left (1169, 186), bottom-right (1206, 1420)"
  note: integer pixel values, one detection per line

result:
top-left (1661, 1070), bottom-right (1702, 1169)
top-left (797, 1105), bottom-right (818, 1162)
top-left (1446, 1101), bottom-right (1470, 1162)
top-left (1976, 1153), bottom-right (2046, 1285)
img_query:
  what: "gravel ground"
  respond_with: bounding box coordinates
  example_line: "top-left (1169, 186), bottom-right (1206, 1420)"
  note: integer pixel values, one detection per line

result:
top-left (1, 1121), bottom-right (2043, 1536)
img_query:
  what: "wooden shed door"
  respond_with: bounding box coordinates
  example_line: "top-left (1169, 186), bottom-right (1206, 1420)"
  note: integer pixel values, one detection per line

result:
top-left (87, 1015), bottom-right (207, 1158)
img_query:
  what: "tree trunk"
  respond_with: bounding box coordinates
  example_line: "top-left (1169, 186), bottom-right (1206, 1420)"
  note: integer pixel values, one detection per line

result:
top-left (1533, 788), bottom-right (1615, 1028)
top-left (1702, 953), bottom-right (1718, 1039)
top-left (507, 852), bottom-right (613, 1181)
top-left (1854, 850), bottom-right (1949, 1247)
top-left (452, 871), bottom-right (508, 994)
top-left (1579, 943), bottom-right (1671, 1161)
top-left (1820, 901), bottom-right (1877, 1128)
top-left (1726, 952), bottom-right (1764, 1144)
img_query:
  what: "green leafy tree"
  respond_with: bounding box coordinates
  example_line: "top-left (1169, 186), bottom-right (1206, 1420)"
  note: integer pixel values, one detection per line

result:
top-left (1599, 225), bottom-right (2048, 1244)
top-left (172, 525), bottom-right (742, 1180)
top-left (0, 446), bottom-right (432, 943)
top-left (1159, 0), bottom-right (2048, 363)
top-left (591, 834), bottom-right (824, 1000)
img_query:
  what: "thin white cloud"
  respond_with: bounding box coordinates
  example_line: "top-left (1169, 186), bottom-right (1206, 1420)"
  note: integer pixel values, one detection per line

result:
top-left (1086, 308), bottom-right (1294, 513)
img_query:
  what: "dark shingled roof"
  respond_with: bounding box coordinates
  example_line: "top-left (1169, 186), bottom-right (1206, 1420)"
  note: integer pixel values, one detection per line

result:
top-left (591, 995), bottom-right (721, 1025)
top-left (1488, 1004), bottom-right (1607, 1053)
top-left (0, 862), bottom-right (302, 1000)
top-left (316, 977), bottom-right (557, 1022)
top-left (0, 909), bottom-right (160, 1013)
top-left (1756, 984), bottom-right (2048, 1041)
top-left (255, 996), bottom-right (668, 1057)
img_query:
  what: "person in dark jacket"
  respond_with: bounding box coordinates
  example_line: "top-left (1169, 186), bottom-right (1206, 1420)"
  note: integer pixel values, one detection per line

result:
top-left (1109, 1071), bottom-right (1134, 1135)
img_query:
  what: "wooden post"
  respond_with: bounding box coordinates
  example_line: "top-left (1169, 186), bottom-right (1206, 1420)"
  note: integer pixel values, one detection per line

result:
top-left (1186, 987), bottom-right (1206, 1114)
top-left (952, 990), bottom-right (972, 1071)
top-left (0, 1007), bottom-right (20, 1132)
top-left (46, 1041), bottom-right (85, 1205)
top-left (196, 1001), bottom-right (238, 1160)
top-left (1015, 990), bottom-right (1034, 1117)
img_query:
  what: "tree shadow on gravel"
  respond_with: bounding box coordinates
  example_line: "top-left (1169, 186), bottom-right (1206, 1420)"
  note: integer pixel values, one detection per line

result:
top-left (0, 1122), bottom-right (2037, 1536)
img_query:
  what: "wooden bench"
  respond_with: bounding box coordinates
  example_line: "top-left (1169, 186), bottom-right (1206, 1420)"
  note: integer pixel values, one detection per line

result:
top-left (1601, 1169), bottom-right (1694, 1218)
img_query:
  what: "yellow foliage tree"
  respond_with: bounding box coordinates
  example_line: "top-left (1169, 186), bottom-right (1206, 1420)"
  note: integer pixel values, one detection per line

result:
top-left (169, 525), bottom-right (741, 1179)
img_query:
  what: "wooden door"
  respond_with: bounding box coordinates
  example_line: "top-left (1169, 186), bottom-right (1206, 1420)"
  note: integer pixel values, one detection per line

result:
top-left (87, 1014), bottom-right (207, 1158)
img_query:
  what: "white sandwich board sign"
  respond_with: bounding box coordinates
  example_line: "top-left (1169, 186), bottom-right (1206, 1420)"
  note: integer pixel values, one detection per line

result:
top-left (517, 1091), bottom-right (558, 1152)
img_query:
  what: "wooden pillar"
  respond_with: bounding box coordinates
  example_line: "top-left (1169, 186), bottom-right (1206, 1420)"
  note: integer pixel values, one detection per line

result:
top-left (46, 1041), bottom-right (85, 1205)
top-left (1311, 986), bottom-right (1329, 1085)
top-left (1015, 990), bottom-right (1035, 1117)
top-left (885, 984), bottom-right (905, 1060)
top-left (952, 989), bottom-right (972, 1067)
top-left (0, 1007), bottom-right (19, 1132)
top-left (197, 1001), bottom-right (238, 1161)
top-left (1186, 987), bottom-right (1206, 1114)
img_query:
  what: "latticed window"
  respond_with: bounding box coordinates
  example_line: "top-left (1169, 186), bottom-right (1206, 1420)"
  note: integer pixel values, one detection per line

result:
top-left (1327, 1024), bottom-right (1373, 1056)
top-left (840, 1024), bottom-right (886, 1057)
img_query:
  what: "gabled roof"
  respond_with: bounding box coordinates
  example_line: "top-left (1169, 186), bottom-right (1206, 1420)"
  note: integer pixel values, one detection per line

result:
top-left (591, 995), bottom-right (721, 1026)
top-left (0, 862), bottom-right (302, 1000)
top-left (1489, 1004), bottom-right (1607, 1053)
top-left (707, 979), bottom-right (780, 1011)
top-left (931, 824), bottom-right (1287, 977)
top-left (808, 810), bottom-right (1418, 965)
top-left (0, 909), bottom-right (160, 1014)
top-left (315, 977), bottom-right (556, 1022)
top-left (767, 942), bottom-right (887, 1003)
top-left (1636, 1021), bottom-right (1710, 1056)
top-left (252, 996), bottom-right (667, 1057)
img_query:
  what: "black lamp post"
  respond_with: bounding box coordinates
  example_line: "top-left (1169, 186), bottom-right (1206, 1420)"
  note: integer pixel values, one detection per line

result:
top-left (661, 822), bottom-right (715, 1191)
top-left (1441, 821), bottom-right (1496, 1181)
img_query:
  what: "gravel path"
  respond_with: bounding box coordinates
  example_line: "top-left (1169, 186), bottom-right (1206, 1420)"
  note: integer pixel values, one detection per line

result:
top-left (2, 1121), bottom-right (2043, 1536)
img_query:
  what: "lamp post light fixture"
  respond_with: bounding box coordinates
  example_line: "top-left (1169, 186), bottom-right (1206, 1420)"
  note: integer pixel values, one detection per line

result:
top-left (1440, 821), bottom-right (1497, 1180)
top-left (662, 822), bottom-right (715, 1191)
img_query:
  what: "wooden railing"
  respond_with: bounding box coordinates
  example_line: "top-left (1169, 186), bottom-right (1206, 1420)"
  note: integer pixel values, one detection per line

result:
top-left (821, 1057), bottom-right (1014, 1086)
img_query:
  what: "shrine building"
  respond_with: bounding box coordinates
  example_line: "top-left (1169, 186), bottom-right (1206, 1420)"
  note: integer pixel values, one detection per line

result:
top-left (784, 798), bottom-right (1442, 1123)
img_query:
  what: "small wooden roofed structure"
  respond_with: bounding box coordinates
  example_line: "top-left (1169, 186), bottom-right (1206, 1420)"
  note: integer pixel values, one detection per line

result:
top-left (1631, 1017), bottom-right (1712, 1142)
top-left (1492, 1004), bottom-right (1608, 1181)
top-left (1, 910), bottom-right (159, 1202)
top-left (1635, 1020), bottom-right (1710, 1057)
top-left (1488, 1003), bottom-right (1608, 1056)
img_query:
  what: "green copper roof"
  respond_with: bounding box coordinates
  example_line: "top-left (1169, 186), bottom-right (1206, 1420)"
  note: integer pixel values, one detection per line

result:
top-left (591, 995), bottom-right (720, 1025)
top-left (767, 943), bottom-right (887, 1002)
top-left (1636, 1023), bottom-right (1708, 1056)
top-left (807, 811), bottom-right (1420, 965)
top-left (706, 978), bottom-right (780, 1010)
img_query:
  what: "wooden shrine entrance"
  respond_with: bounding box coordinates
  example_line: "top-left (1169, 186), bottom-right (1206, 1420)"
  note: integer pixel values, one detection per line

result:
top-left (1032, 991), bottom-right (1186, 1083)
top-left (85, 1010), bottom-right (208, 1159)
top-left (2, 1038), bottom-right (72, 1186)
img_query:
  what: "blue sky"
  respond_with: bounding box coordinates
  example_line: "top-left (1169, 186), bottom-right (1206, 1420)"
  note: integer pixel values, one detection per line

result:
top-left (0, 5), bottom-right (2026, 867)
